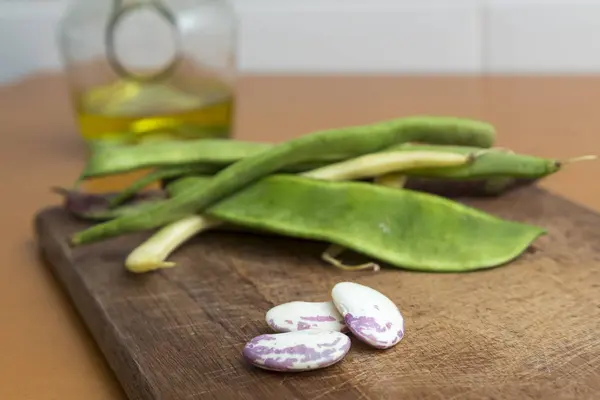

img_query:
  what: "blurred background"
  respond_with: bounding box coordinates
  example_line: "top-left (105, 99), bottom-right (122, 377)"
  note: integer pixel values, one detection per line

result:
top-left (3, 0), bottom-right (600, 84)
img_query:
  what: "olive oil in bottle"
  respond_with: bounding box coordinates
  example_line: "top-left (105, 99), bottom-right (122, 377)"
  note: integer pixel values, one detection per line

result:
top-left (75, 79), bottom-right (234, 145)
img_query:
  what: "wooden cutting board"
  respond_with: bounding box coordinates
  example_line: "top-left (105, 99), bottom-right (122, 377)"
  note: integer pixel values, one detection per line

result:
top-left (34, 186), bottom-right (600, 400)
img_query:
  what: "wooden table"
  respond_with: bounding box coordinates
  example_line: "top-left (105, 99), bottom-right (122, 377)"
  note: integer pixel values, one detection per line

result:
top-left (2, 73), bottom-right (600, 400)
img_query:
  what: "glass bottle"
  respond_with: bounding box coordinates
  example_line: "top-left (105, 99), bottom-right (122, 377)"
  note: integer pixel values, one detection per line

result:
top-left (57, 0), bottom-right (238, 146)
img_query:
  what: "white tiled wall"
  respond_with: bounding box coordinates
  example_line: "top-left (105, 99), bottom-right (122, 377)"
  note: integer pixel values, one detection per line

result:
top-left (238, 1), bottom-right (484, 73)
top-left (2, 0), bottom-right (600, 83)
top-left (486, 0), bottom-right (600, 73)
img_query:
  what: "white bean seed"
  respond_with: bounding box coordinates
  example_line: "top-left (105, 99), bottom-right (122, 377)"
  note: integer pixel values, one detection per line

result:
top-left (266, 301), bottom-right (347, 333)
top-left (331, 282), bottom-right (404, 349)
top-left (242, 330), bottom-right (351, 372)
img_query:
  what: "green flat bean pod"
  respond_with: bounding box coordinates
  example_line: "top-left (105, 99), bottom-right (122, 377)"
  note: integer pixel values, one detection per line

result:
top-left (162, 175), bottom-right (544, 272)
top-left (376, 144), bottom-right (593, 196)
top-left (386, 144), bottom-right (559, 178)
top-left (78, 200), bottom-right (163, 221)
top-left (107, 145), bottom-right (474, 205)
top-left (108, 165), bottom-right (213, 208)
top-left (70, 116), bottom-right (496, 245)
top-left (81, 117), bottom-right (495, 180)
top-left (81, 139), bottom-right (270, 178)
top-left (72, 149), bottom-right (475, 223)
top-left (401, 176), bottom-right (531, 197)
top-left (81, 136), bottom-right (392, 180)
top-left (165, 176), bottom-right (212, 197)
top-left (302, 150), bottom-right (473, 181)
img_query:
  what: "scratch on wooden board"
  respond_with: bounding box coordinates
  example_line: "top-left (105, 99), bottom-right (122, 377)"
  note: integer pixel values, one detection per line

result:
top-left (158, 323), bottom-right (237, 336)
top-left (228, 258), bottom-right (271, 300)
top-left (446, 385), bottom-right (485, 400)
top-left (184, 377), bottom-right (259, 399)
top-left (427, 347), bottom-right (461, 373)
top-left (109, 292), bottom-right (180, 304)
top-left (560, 352), bottom-right (600, 381)
top-left (186, 390), bottom-right (211, 399)
top-left (202, 366), bottom-right (240, 381)
top-left (354, 385), bottom-right (372, 400)
top-left (551, 341), bottom-right (599, 374)
top-left (546, 272), bottom-right (566, 286)
top-left (279, 374), bottom-right (292, 386)
top-left (161, 322), bottom-right (205, 331)
top-left (310, 381), bottom-right (352, 400)
top-left (309, 370), bottom-right (371, 400)
top-left (540, 344), bottom-right (552, 374)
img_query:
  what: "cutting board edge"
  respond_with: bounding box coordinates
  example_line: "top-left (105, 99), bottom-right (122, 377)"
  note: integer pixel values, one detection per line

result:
top-left (34, 208), bottom-right (156, 400)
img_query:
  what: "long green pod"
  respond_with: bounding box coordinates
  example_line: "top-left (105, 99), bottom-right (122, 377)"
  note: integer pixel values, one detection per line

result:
top-left (403, 176), bottom-right (530, 197)
top-left (125, 215), bottom-right (223, 273)
top-left (376, 144), bottom-right (565, 196)
top-left (386, 144), bottom-right (560, 178)
top-left (71, 116), bottom-right (496, 245)
top-left (166, 176), bottom-right (222, 197)
top-left (109, 146), bottom-right (471, 205)
top-left (104, 143), bottom-right (558, 206)
top-left (108, 165), bottom-right (215, 207)
top-left (81, 119), bottom-right (494, 179)
top-left (82, 139), bottom-right (273, 178)
top-left (82, 138), bottom-right (350, 179)
top-left (162, 147), bottom-right (473, 197)
top-left (303, 151), bottom-right (472, 181)
top-left (160, 175), bottom-right (544, 272)
top-left (82, 129), bottom-right (499, 183)
top-left (69, 149), bottom-right (473, 222)
top-left (81, 135), bottom-right (404, 179)
top-left (375, 173), bottom-right (527, 197)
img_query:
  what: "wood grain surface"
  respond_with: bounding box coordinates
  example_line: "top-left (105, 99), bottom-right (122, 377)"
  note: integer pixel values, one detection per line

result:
top-left (35, 185), bottom-right (600, 400)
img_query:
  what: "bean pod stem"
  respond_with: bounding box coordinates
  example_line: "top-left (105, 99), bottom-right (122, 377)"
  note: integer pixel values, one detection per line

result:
top-left (321, 244), bottom-right (380, 272)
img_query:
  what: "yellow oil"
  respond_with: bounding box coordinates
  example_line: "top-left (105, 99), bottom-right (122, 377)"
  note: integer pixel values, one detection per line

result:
top-left (75, 79), bottom-right (234, 145)
top-left (74, 79), bottom-right (234, 192)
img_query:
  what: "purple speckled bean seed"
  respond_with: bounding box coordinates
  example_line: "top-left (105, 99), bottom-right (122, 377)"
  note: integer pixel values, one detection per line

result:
top-left (301, 316), bottom-right (337, 322)
top-left (331, 282), bottom-right (404, 349)
top-left (268, 319), bottom-right (292, 333)
top-left (297, 321), bottom-right (313, 330)
top-left (242, 330), bottom-right (351, 372)
top-left (266, 301), bottom-right (347, 333)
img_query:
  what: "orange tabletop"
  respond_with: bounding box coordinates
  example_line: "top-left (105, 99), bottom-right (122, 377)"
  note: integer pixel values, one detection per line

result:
top-left (1, 73), bottom-right (600, 399)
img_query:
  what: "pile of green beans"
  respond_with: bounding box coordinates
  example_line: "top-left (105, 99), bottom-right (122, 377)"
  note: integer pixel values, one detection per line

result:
top-left (80, 117), bottom-right (494, 179)
top-left (57, 115), bottom-right (594, 273)
top-left (70, 116), bottom-right (496, 245)
top-left (83, 137), bottom-right (563, 206)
